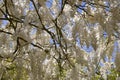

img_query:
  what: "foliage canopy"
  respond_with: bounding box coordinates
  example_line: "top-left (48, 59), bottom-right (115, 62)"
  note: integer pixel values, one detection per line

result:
top-left (0, 0), bottom-right (120, 80)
